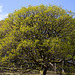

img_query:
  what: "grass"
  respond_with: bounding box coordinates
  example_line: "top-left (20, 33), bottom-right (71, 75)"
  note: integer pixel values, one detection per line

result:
top-left (0, 71), bottom-right (74, 75)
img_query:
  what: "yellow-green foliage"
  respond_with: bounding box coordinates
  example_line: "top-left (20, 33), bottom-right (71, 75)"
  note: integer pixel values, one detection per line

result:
top-left (0, 4), bottom-right (75, 73)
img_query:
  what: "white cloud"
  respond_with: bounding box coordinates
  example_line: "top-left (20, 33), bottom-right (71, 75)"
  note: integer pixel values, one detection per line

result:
top-left (0, 5), bottom-right (8, 21)
top-left (0, 14), bottom-right (8, 21)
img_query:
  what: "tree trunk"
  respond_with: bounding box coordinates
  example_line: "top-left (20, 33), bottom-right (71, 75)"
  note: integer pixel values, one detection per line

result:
top-left (62, 61), bottom-right (64, 73)
top-left (54, 63), bottom-right (56, 73)
top-left (60, 61), bottom-right (64, 75)
top-left (43, 67), bottom-right (48, 75)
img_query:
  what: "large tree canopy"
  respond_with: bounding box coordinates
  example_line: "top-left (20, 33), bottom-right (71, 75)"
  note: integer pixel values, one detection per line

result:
top-left (0, 5), bottom-right (75, 75)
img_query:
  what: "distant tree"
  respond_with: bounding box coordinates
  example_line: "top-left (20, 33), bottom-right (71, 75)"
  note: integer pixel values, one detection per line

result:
top-left (0, 5), bottom-right (75, 75)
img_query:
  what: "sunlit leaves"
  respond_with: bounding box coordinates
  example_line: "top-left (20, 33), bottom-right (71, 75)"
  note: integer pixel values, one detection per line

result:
top-left (0, 4), bottom-right (74, 73)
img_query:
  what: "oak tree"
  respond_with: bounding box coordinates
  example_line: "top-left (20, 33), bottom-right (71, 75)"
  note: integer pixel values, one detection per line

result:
top-left (0, 5), bottom-right (75, 75)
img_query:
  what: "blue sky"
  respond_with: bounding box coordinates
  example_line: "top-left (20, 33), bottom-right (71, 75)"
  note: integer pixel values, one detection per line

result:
top-left (0, 0), bottom-right (75, 20)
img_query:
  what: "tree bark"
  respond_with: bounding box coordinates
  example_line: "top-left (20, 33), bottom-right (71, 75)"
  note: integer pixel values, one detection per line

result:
top-left (54, 63), bottom-right (56, 73)
top-left (62, 61), bottom-right (64, 73)
top-left (43, 67), bottom-right (48, 75)
top-left (60, 61), bottom-right (64, 75)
